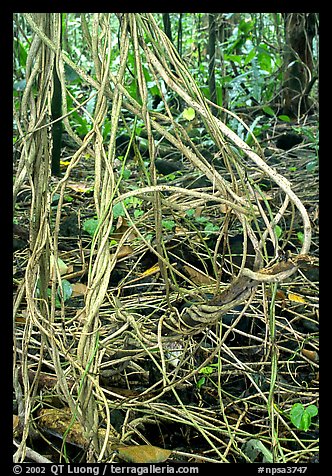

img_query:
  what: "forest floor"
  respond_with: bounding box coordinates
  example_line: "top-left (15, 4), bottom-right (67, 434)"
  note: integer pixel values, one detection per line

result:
top-left (13, 117), bottom-right (319, 464)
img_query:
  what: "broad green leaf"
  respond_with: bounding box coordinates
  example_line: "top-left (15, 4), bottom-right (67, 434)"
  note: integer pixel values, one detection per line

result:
top-left (83, 218), bottom-right (99, 237)
top-left (162, 219), bottom-right (176, 231)
top-left (257, 49), bottom-right (272, 72)
top-left (182, 107), bottom-right (195, 121)
top-left (244, 48), bottom-right (256, 65)
top-left (239, 18), bottom-right (254, 35)
top-left (262, 106), bottom-right (275, 117)
top-left (195, 216), bottom-right (208, 224)
top-left (134, 209), bottom-right (144, 219)
top-left (274, 225), bottom-right (283, 239)
top-left (199, 365), bottom-right (214, 376)
top-left (289, 403), bottom-right (318, 431)
top-left (297, 232), bottom-right (304, 244)
top-left (122, 169), bottom-right (131, 180)
top-left (307, 405), bottom-right (318, 417)
top-left (64, 63), bottom-right (80, 82)
top-left (196, 376), bottom-right (206, 389)
top-left (59, 279), bottom-right (73, 302)
top-left (112, 202), bottom-right (126, 219)
top-left (50, 255), bottom-right (68, 276)
top-left (242, 438), bottom-right (273, 463)
top-left (306, 161), bottom-right (317, 172)
top-left (290, 403), bottom-right (306, 429)
top-left (185, 209), bottom-right (195, 218)
top-left (225, 54), bottom-right (242, 64)
top-left (278, 115), bottom-right (291, 122)
top-left (204, 222), bottom-right (219, 233)
top-left (102, 120), bottom-right (112, 141)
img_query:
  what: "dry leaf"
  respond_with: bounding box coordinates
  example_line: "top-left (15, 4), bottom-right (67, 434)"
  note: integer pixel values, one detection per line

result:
top-left (116, 445), bottom-right (171, 463)
top-left (50, 255), bottom-right (68, 277)
top-left (71, 282), bottom-right (88, 297)
top-left (141, 263), bottom-right (160, 277)
top-left (267, 289), bottom-right (286, 300)
top-left (115, 216), bottom-right (125, 230)
top-left (38, 408), bottom-right (88, 449)
top-left (67, 181), bottom-right (93, 194)
top-left (75, 308), bottom-right (86, 324)
top-left (38, 407), bottom-right (120, 452)
top-left (174, 226), bottom-right (187, 235)
top-left (220, 203), bottom-right (232, 214)
top-left (110, 218), bottom-right (136, 242)
top-left (117, 245), bottom-right (134, 259)
top-left (195, 206), bottom-right (204, 218)
top-left (183, 265), bottom-right (216, 285)
top-left (66, 264), bottom-right (74, 274)
top-left (287, 292), bottom-right (307, 304)
top-left (13, 414), bottom-right (20, 432)
top-left (15, 316), bottom-right (26, 324)
top-left (301, 349), bottom-right (319, 363)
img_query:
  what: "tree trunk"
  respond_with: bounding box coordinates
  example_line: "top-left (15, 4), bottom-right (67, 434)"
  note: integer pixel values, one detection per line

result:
top-left (208, 13), bottom-right (217, 115)
top-left (281, 13), bottom-right (318, 117)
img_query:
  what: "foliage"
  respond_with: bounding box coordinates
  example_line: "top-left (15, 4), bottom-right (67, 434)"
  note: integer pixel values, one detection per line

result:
top-left (13, 13), bottom-right (318, 140)
top-left (289, 403), bottom-right (318, 432)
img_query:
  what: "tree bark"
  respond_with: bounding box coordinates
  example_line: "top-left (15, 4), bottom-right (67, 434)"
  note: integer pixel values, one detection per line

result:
top-left (281, 13), bottom-right (318, 117)
top-left (208, 13), bottom-right (217, 115)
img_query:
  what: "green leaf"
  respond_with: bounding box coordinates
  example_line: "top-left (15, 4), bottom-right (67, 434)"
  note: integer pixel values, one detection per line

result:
top-left (182, 107), bottom-right (195, 121)
top-left (83, 218), bottom-right (99, 237)
top-left (122, 169), bottom-right (131, 180)
top-left (64, 63), bottom-right (80, 82)
top-left (59, 279), bottom-right (73, 302)
top-left (204, 222), bottom-right (219, 234)
top-left (257, 47), bottom-right (272, 73)
top-left (224, 54), bottom-right (242, 64)
top-left (113, 202), bottom-right (126, 219)
top-left (289, 403), bottom-right (318, 431)
top-left (196, 377), bottom-right (206, 389)
top-left (306, 161), bottom-right (317, 172)
top-left (239, 18), bottom-right (254, 35)
top-left (297, 232), bottom-right (304, 244)
top-left (245, 115), bottom-right (263, 144)
top-left (274, 225), bottom-right (283, 239)
top-left (278, 115), bottom-right (291, 122)
top-left (71, 110), bottom-right (89, 136)
top-left (262, 106), bottom-right (275, 117)
top-left (199, 365), bottom-right (214, 376)
top-left (306, 404), bottom-right (318, 417)
top-left (162, 219), bottom-right (176, 231)
top-left (185, 209), bottom-right (195, 218)
top-left (50, 256), bottom-right (68, 276)
top-left (244, 48), bottom-right (256, 65)
top-left (13, 79), bottom-right (26, 91)
top-left (242, 439), bottom-right (273, 463)
top-left (102, 120), bottom-right (112, 141)
top-left (134, 209), bottom-right (144, 219)
top-left (290, 403), bottom-right (306, 430)
top-left (195, 216), bottom-right (208, 224)
top-left (47, 279), bottom-right (72, 309)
